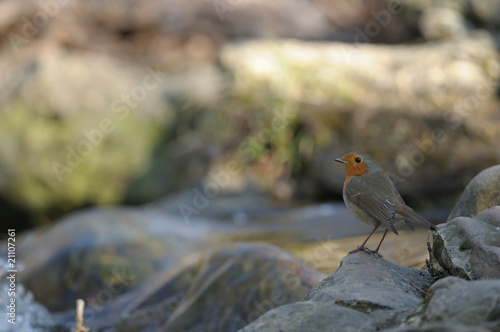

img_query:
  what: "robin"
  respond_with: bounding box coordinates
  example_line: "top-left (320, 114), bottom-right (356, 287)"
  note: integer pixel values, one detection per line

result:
top-left (335, 151), bottom-right (436, 256)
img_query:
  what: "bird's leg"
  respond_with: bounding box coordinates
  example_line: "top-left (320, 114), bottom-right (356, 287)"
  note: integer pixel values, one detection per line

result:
top-left (349, 225), bottom-right (379, 254)
top-left (371, 229), bottom-right (389, 257)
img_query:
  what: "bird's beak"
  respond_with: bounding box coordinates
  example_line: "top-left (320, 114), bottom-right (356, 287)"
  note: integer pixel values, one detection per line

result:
top-left (334, 157), bottom-right (347, 164)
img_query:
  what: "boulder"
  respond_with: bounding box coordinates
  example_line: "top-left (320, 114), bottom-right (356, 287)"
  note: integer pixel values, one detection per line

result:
top-left (240, 251), bottom-right (432, 331)
top-left (388, 324), bottom-right (491, 332)
top-left (302, 252), bottom-right (432, 325)
top-left (12, 207), bottom-right (209, 312)
top-left (399, 276), bottom-right (500, 330)
top-left (220, 33), bottom-right (498, 116)
top-left (239, 302), bottom-right (377, 332)
top-left (448, 165), bottom-right (500, 220)
top-left (433, 207), bottom-right (500, 280)
top-left (91, 243), bottom-right (324, 332)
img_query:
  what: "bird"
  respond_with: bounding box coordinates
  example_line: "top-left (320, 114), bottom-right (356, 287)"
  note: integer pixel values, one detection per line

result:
top-left (334, 151), bottom-right (436, 256)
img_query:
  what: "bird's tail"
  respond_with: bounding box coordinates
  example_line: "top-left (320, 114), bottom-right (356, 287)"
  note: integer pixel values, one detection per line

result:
top-left (397, 205), bottom-right (437, 231)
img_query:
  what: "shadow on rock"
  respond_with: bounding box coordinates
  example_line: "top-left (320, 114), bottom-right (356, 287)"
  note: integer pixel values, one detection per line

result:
top-left (434, 206), bottom-right (500, 280)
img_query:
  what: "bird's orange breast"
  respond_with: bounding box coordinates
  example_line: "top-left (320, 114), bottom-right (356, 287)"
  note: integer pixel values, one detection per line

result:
top-left (342, 163), bottom-right (369, 195)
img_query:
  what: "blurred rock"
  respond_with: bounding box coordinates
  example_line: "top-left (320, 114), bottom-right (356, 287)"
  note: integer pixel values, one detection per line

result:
top-left (13, 207), bottom-right (210, 312)
top-left (433, 207), bottom-right (500, 280)
top-left (240, 251), bottom-right (432, 330)
top-left (399, 276), bottom-right (500, 330)
top-left (219, 33), bottom-right (500, 204)
top-left (96, 243), bottom-right (324, 332)
top-left (220, 31), bottom-right (498, 119)
top-left (0, 46), bottom-right (172, 224)
top-left (448, 165), bottom-right (500, 220)
top-left (239, 302), bottom-right (377, 332)
top-left (419, 7), bottom-right (469, 41)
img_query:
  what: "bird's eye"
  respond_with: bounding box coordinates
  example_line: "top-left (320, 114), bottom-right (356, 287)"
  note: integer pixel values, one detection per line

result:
top-left (355, 158), bottom-right (361, 163)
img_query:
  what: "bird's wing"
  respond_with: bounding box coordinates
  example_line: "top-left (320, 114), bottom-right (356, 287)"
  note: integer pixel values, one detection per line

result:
top-left (344, 174), bottom-right (399, 234)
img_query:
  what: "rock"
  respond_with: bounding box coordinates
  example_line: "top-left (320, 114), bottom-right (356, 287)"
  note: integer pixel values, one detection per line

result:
top-left (220, 33), bottom-right (499, 116)
top-left (433, 207), bottom-right (500, 280)
top-left (400, 276), bottom-right (500, 330)
top-left (92, 243), bottom-right (324, 332)
top-left (239, 302), bottom-right (377, 332)
top-left (303, 252), bottom-right (432, 325)
top-left (388, 324), bottom-right (492, 332)
top-left (12, 207), bottom-right (210, 312)
top-left (240, 251), bottom-right (432, 331)
top-left (448, 165), bottom-right (500, 220)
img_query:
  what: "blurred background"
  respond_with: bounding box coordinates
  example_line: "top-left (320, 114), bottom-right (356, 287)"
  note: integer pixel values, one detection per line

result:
top-left (1, 0), bottom-right (499, 232)
top-left (0, 0), bottom-right (500, 330)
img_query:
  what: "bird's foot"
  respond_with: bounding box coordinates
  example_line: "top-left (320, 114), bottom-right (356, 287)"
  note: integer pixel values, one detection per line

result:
top-left (349, 246), bottom-right (383, 258)
top-left (367, 249), bottom-right (383, 258)
top-left (348, 246), bottom-right (364, 254)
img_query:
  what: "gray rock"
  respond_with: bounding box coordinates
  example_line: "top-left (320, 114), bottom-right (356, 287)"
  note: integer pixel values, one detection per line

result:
top-left (448, 165), bottom-right (500, 220)
top-left (98, 243), bottom-right (323, 332)
top-left (388, 323), bottom-right (492, 332)
top-left (433, 207), bottom-right (500, 280)
top-left (11, 207), bottom-right (211, 312)
top-left (239, 251), bottom-right (432, 331)
top-left (400, 276), bottom-right (500, 330)
top-left (239, 302), bottom-right (377, 332)
top-left (302, 252), bottom-right (432, 325)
